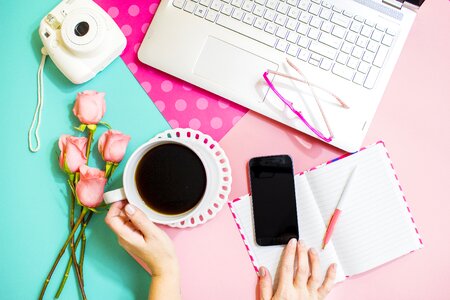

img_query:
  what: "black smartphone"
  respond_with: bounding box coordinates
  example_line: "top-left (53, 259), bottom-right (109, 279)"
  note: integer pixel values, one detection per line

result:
top-left (249, 155), bottom-right (299, 246)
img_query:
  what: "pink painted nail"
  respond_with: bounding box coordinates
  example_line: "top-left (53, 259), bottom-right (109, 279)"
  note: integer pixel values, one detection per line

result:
top-left (125, 204), bottom-right (136, 215)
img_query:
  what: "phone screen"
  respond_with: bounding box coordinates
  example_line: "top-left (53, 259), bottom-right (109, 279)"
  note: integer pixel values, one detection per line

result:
top-left (249, 155), bottom-right (299, 246)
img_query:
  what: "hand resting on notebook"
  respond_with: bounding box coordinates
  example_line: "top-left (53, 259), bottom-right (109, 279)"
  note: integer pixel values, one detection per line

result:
top-left (258, 238), bottom-right (336, 300)
top-left (105, 201), bottom-right (181, 300)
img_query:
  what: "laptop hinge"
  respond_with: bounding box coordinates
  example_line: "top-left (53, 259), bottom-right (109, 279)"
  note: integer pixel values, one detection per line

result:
top-left (382, 0), bottom-right (404, 9)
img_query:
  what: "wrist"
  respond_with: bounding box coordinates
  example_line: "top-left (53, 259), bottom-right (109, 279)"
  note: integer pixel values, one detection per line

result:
top-left (153, 268), bottom-right (180, 279)
top-left (149, 272), bottom-right (182, 300)
top-left (151, 267), bottom-right (181, 294)
top-left (148, 259), bottom-right (180, 278)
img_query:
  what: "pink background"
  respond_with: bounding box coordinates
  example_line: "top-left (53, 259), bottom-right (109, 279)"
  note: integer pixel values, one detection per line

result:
top-left (165, 0), bottom-right (450, 299)
top-left (103, 0), bottom-right (450, 298)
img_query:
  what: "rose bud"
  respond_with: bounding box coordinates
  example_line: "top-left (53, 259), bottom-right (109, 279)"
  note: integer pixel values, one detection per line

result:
top-left (58, 135), bottom-right (88, 173)
top-left (73, 90), bottom-right (106, 125)
top-left (98, 130), bottom-right (131, 163)
top-left (76, 165), bottom-right (107, 208)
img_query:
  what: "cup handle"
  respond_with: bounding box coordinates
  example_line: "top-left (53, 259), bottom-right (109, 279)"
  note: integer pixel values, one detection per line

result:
top-left (103, 188), bottom-right (127, 204)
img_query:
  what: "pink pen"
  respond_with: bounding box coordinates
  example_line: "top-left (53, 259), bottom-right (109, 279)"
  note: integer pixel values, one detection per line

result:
top-left (322, 166), bottom-right (358, 250)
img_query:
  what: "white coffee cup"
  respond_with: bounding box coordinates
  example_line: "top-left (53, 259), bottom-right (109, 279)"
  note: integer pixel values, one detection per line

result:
top-left (103, 137), bottom-right (214, 225)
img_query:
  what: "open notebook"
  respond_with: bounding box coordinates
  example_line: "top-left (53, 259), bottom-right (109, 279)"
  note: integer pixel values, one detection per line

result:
top-left (228, 142), bottom-right (423, 282)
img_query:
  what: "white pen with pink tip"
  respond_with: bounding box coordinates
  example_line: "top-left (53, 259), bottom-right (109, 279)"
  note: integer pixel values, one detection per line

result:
top-left (322, 165), bottom-right (358, 250)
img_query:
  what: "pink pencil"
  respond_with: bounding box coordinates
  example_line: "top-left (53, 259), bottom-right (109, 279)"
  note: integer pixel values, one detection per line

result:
top-left (322, 166), bottom-right (358, 250)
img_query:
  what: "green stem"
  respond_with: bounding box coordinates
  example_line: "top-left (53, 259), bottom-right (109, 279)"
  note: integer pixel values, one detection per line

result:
top-left (69, 176), bottom-right (76, 258)
top-left (110, 163), bottom-right (119, 178)
top-left (105, 162), bottom-right (112, 178)
top-left (38, 208), bottom-right (88, 300)
top-left (99, 121), bottom-right (112, 129)
top-left (70, 233), bottom-right (86, 300)
top-left (69, 175), bottom-right (84, 290)
top-left (54, 211), bottom-right (93, 299)
top-left (80, 229), bottom-right (86, 282)
top-left (70, 188), bottom-right (75, 231)
top-left (68, 177), bottom-right (75, 275)
top-left (85, 129), bottom-right (95, 165)
top-left (68, 176), bottom-right (76, 292)
top-left (79, 206), bottom-right (86, 284)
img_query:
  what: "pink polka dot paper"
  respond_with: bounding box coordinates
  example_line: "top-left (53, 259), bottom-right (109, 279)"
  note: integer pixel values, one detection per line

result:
top-left (95, 0), bottom-right (247, 141)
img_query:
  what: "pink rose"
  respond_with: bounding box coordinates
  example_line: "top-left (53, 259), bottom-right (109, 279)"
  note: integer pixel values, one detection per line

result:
top-left (98, 130), bottom-right (131, 163)
top-left (73, 90), bottom-right (106, 125)
top-left (58, 135), bottom-right (88, 173)
top-left (76, 165), bottom-right (107, 208)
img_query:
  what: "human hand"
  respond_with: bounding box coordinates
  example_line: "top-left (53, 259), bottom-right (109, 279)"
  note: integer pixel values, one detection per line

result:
top-left (105, 201), bottom-right (179, 278)
top-left (258, 239), bottom-right (336, 300)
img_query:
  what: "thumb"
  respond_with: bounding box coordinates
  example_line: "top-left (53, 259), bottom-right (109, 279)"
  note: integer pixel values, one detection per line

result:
top-left (258, 267), bottom-right (273, 300)
top-left (124, 204), bottom-right (158, 237)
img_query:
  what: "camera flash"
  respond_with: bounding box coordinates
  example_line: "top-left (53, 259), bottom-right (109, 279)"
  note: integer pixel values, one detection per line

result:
top-left (45, 14), bottom-right (61, 30)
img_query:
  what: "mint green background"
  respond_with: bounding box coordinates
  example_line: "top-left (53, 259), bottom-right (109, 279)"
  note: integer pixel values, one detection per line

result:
top-left (0, 1), bottom-right (170, 299)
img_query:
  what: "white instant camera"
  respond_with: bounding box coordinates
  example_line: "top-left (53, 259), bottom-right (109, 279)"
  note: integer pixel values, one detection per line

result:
top-left (39, 0), bottom-right (127, 84)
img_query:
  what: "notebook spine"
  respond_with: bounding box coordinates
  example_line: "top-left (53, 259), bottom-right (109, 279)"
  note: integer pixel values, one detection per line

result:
top-left (228, 198), bottom-right (260, 274)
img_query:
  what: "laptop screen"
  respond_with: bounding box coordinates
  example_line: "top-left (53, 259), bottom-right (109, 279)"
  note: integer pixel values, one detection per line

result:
top-left (406, 0), bottom-right (425, 6)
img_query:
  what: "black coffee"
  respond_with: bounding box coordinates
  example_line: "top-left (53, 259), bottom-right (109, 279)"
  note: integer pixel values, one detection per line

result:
top-left (135, 143), bottom-right (207, 215)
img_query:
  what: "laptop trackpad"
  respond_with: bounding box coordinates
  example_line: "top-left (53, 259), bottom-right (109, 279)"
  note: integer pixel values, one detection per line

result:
top-left (194, 36), bottom-right (278, 103)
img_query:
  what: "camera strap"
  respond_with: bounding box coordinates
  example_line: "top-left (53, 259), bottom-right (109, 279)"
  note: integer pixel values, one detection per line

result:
top-left (28, 47), bottom-right (48, 153)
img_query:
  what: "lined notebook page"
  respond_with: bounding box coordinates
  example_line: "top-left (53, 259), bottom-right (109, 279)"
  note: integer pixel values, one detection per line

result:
top-left (230, 175), bottom-right (346, 282)
top-left (305, 144), bottom-right (423, 276)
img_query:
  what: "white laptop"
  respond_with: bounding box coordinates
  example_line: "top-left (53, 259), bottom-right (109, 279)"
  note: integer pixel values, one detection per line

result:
top-left (138, 0), bottom-right (423, 152)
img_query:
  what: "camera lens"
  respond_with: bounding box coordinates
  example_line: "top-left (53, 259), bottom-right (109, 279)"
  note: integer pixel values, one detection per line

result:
top-left (74, 21), bottom-right (89, 37)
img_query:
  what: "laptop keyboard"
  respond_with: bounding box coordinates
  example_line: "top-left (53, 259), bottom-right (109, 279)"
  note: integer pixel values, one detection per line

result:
top-left (172, 0), bottom-right (398, 89)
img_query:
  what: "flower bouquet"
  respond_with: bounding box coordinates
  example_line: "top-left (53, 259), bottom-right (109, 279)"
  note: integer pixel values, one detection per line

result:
top-left (39, 91), bottom-right (130, 300)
